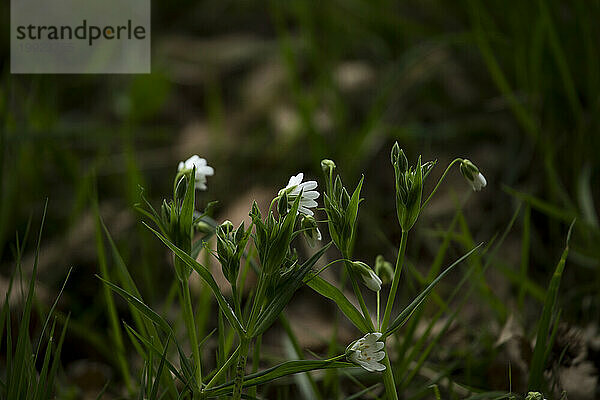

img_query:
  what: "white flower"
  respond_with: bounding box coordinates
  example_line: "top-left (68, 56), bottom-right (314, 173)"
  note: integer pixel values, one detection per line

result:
top-left (347, 332), bottom-right (386, 372)
top-left (352, 261), bottom-right (382, 292)
top-left (279, 173), bottom-right (320, 216)
top-left (178, 155), bottom-right (214, 191)
top-left (459, 159), bottom-right (487, 192)
top-left (470, 172), bottom-right (487, 191)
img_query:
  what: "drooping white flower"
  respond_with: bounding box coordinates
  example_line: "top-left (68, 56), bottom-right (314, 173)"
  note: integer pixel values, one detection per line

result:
top-left (279, 173), bottom-right (320, 216)
top-left (347, 332), bottom-right (386, 372)
top-left (459, 159), bottom-right (487, 192)
top-left (178, 155), bottom-right (214, 191)
top-left (301, 215), bottom-right (322, 247)
top-left (352, 261), bottom-right (382, 292)
top-left (470, 172), bottom-right (487, 191)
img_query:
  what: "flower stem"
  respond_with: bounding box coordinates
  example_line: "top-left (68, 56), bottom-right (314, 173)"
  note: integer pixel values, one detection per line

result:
top-left (381, 353), bottom-right (399, 400)
top-left (420, 158), bottom-right (462, 211)
top-left (181, 278), bottom-right (202, 390)
top-left (343, 258), bottom-right (375, 331)
top-left (232, 336), bottom-right (251, 400)
top-left (381, 229), bottom-right (408, 332)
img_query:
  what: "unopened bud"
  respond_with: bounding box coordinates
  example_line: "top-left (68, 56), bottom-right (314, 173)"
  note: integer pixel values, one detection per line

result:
top-left (460, 159), bottom-right (487, 191)
top-left (375, 255), bottom-right (394, 285)
top-left (351, 261), bottom-right (382, 292)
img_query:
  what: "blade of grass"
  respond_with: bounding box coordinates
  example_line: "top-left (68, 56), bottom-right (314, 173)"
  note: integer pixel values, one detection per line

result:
top-left (528, 220), bottom-right (575, 390)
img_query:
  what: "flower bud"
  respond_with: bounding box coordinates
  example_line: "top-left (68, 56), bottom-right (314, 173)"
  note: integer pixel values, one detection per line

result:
top-left (174, 174), bottom-right (188, 203)
top-left (250, 201), bottom-right (262, 221)
top-left (220, 220), bottom-right (234, 235)
top-left (391, 142), bottom-right (409, 173)
top-left (460, 159), bottom-right (487, 191)
top-left (301, 215), bottom-right (322, 247)
top-left (351, 261), bottom-right (382, 292)
top-left (374, 255), bottom-right (394, 285)
top-left (525, 393), bottom-right (546, 400)
top-left (321, 159), bottom-right (336, 177)
top-left (278, 191), bottom-right (289, 216)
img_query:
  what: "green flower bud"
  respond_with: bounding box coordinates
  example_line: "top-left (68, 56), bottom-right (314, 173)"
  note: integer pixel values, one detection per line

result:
top-left (174, 174), bottom-right (188, 203)
top-left (250, 201), bottom-right (262, 221)
top-left (278, 191), bottom-right (289, 216)
top-left (351, 261), bottom-right (382, 292)
top-left (374, 255), bottom-right (394, 285)
top-left (301, 215), bottom-right (322, 247)
top-left (221, 220), bottom-right (234, 235)
top-left (321, 159), bottom-right (336, 177)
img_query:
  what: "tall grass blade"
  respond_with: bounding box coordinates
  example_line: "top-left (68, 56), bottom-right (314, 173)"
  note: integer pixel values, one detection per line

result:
top-left (528, 220), bottom-right (575, 390)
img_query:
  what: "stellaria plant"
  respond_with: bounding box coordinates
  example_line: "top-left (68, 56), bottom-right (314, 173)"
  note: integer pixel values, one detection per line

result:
top-left (97, 145), bottom-right (488, 399)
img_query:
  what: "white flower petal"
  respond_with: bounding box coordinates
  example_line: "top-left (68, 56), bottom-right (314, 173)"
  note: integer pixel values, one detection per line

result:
top-left (178, 155), bottom-right (214, 190)
top-left (370, 351), bottom-right (386, 362)
top-left (287, 173), bottom-right (303, 188)
top-left (301, 191), bottom-right (320, 200)
top-left (299, 181), bottom-right (318, 191)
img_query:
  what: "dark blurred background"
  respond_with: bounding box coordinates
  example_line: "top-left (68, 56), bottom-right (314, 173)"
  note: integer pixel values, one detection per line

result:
top-left (1, 0), bottom-right (599, 398)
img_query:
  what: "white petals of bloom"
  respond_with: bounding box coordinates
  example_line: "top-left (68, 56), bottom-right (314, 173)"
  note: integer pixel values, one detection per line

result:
top-left (348, 333), bottom-right (386, 372)
top-left (178, 155), bottom-right (214, 191)
top-left (280, 173), bottom-right (320, 216)
top-left (470, 172), bottom-right (487, 192)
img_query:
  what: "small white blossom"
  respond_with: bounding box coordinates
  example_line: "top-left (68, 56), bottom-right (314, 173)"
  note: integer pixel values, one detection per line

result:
top-left (470, 172), bottom-right (487, 191)
top-left (460, 159), bottom-right (487, 192)
top-left (178, 155), bottom-right (214, 191)
top-left (279, 173), bottom-right (320, 216)
top-left (347, 333), bottom-right (386, 372)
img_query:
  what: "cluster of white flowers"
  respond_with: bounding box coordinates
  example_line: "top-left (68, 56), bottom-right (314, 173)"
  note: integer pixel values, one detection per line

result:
top-left (347, 332), bottom-right (386, 372)
top-left (279, 173), bottom-right (320, 216)
top-left (178, 155), bottom-right (214, 191)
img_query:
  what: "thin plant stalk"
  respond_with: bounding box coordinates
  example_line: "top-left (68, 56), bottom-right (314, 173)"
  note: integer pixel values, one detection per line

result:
top-left (180, 277), bottom-right (202, 390)
top-left (381, 354), bottom-right (399, 400)
top-left (232, 336), bottom-right (251, 400)
top-left (381, 229), bottom-right (408, 331)
top-left (421, 158), bottom-right (462, 211)
top-left (380, 229), bottom-right (408, 398)
top-left (344, 259), bottom-right (375, 331)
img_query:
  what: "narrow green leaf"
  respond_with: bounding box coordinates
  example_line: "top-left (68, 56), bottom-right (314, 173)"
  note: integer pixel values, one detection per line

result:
top-left (528, 220), bottom-right (575, 390)
top-left (305, 275), bottom-right (369, 333)
top-left (96, 275), bottom-right (173, 334)
top-left (205, 359), bottom-right (353, 397)
top-left (384, 243), bottom-right (483, 338)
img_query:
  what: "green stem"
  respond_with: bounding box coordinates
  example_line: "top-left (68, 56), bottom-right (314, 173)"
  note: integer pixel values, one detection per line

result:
top-left (249, 335), bottom-right (262, 398)
top-left (420, 158), bottom-right (462, 211)
top-left (232, 337), bottom-right (251, 400)
top-left (343, 259), bottom-right (375, 331)
top-left (381, 229), bottom-right (408, 332)
top-left (381, 353), bottom-right (399, 400)
top-left (181, 278), bottom-right (202, 389)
